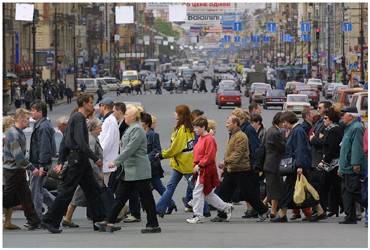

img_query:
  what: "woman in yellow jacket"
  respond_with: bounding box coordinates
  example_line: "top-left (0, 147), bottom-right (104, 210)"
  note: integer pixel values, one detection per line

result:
top-left (156, 105), bottom-right (195, 217)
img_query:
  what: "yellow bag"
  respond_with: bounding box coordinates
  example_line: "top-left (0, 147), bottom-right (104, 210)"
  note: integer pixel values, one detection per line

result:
top-left (293, 175), bottom-right (306, 205)
top-left (293, 174), bottom-right (320, 205)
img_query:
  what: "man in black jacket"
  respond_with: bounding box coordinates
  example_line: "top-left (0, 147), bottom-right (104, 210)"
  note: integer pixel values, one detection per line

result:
top-left (29, 101), bottom-right (56, 219)
top-left (42, 94), bottom-right (109, 234)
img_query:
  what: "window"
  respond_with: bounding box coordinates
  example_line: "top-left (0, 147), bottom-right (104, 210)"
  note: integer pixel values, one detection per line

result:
top-left (361, 96), bottom-right (368, 110)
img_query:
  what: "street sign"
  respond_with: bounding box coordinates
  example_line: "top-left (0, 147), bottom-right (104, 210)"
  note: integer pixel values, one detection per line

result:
top-left (301, 34), bottom-right (311, 42)
top-left (283, 34), bottom-right (293, 42)
top-left (224, 35), bottom-right (231, 43)
top-left (233, 21), bottom-right (242, 31)
top-left (15, 32), bottom-right (20, 64)
top-left (234, 35), bottom-right (241, 43)
top-left (251, 35), bottom-right (259, 43)
top-left (263, 35), bottom-right (270, 43)
top-left (300, 22), bottom-right (311, 33)
top-left (342, 22), bottom-right (352, 32)
top-left (266, 22), bottom-right (276, 33)
top-left (114, 34), bottom-right (120, 42)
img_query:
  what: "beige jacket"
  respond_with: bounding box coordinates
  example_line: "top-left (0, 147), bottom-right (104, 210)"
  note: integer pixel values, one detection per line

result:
top-left (224, 128), bottom-right (251, 172)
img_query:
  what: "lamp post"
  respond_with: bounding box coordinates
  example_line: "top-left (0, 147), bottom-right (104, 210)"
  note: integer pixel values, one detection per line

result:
top-left (342, 3), bottom-right (347, 85)
top-left (359, 3), bottom-right (365, 81)
top-left (327, 4), bottom-right (332, 83)
top-left (54, 4), bottom-right (58, 86)
top-left (32, 9), bottom-right (38, 86)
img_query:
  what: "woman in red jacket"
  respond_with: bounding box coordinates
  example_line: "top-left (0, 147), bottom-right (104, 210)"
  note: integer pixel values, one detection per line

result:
top-left (186, 116), bottom-right (232, 224)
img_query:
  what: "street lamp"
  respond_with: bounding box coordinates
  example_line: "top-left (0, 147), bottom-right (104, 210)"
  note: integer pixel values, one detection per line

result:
top-left (32, 9), bottom-right (39, 86)
top-left (54, 4), bottom-right (58, 86)
top-left (342, 3), bottom-right (347, 85)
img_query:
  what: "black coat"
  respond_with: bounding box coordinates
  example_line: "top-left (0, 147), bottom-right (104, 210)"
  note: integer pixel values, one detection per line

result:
top-left (263, 125), bottom-right (286, 174)
top-left (310, 118), bottom-right (325, 168)
top-left (146, 129), bottom-right (164, 178)
top-left (322, 124), bottom-right (344, 164)
top-left (286, 124), bottom-right (312, 169)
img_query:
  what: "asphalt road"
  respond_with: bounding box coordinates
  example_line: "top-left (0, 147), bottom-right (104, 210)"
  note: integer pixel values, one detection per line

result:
top-left (4, 84), bottom-right (368, 248)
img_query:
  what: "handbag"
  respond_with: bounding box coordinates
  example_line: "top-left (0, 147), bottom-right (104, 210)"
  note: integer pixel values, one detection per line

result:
top-left (279, 157), bottom-right (294, 175)
top-left (325, 159), bottom-right (339, 172)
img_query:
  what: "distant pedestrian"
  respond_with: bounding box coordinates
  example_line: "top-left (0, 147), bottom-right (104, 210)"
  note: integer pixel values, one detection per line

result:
top-left (3, 108), bottom-right (41, 230)
top-left (45, 88), bottom-right (55, 111)
top-left (155, 78), bottom-right (162, 95)
top-left (199, 78), bottom-right (208, 93)
top-left (24, 86), bottom-right (34, 110)
top-left (14, 87), bottom-right (22, 108)
top-left (65, 86), bottom-right (73, 104)
top-left (96, 85), bottom-right (104, 104)
top-left (59, 81), bottom-right (65, 100)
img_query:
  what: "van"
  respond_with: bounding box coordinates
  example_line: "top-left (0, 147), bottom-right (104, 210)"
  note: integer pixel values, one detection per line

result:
top-left (350, 92), bottom-right (368, 119)
top-left (120, 70), bottom-right (140, 92)
top-left (333, 87), bottom-right (364, 109)
top-left (76, 78), bottom-right (109, 93)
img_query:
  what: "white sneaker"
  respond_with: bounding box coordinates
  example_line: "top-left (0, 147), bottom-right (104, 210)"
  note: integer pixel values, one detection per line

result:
top-left (224, 204), bottom-right (233, 221)
top-left (186, 215), bottom-right (204, 224)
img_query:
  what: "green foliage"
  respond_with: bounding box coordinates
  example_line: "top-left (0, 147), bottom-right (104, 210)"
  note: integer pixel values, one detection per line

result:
top-left (153, 18), bottom-right (180, 39)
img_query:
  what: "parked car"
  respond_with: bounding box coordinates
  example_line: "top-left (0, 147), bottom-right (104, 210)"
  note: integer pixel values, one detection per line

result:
top-left (76, 78), bottom-right (109, 93)
top-left (144, 74), bottom-right (158, 89)
top-left (333, 87), bottom-right (364, 109)
top-left (98, 77), bottom-right (120, 91)
top-left (297, 89), bottom-right (320, 108)
top-left (263, 89), bottom-right (286, 110)
top-left (306, 78), bottom-right (323, 91)
top-left (283, 94), bottom-right (311, 114)
top-left (323, 82), bottom-right (344, 98)
top-left (250, 84), bottom-right (272, 103)
top-left (163, 73), bottom-right (180, 91)
top-left (216, 88), bottom-right (241, 109)
top-left (285, 81), bottom-right (305, 96)
top-left (349, 91), bottom-right (368, 119)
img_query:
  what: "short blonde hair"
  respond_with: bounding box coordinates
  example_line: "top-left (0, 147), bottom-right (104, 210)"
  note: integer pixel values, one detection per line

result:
top-left (151, 115), bottom-right (157, 125)
top-left (56, 116), bottom-right (69, 126)
top-left (207, 119), bottom-right (217, 132)
top-left (232, 108), bottom-right (246, 123)
top-left (3, 116), bottom-right (15, 132)
top-left (126, 104), bottom-right (140, 121)
top-left (14, 108), bottom-right (30, 121)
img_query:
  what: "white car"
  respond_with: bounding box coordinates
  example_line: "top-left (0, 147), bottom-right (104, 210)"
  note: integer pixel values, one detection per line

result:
top-left (306, 78), bottom-right (323, 91)
top-left (283, 94), bottom-right (311, 114)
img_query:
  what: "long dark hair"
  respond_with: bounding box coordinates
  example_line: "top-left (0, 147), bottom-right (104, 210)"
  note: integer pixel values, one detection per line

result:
top-left (175, 105), bottom-right (193, 132)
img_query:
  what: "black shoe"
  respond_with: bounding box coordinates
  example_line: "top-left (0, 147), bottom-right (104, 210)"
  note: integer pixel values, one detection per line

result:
top-left (289, 213), bottom-right (301, 220)
top-left (339, 219), bottom-right (357, 224)
top-left (203, 212), bottom-right (211, 218)
top-left (270, 215), bottom-right (288, 223)
top-left (309, 212), bottom-right (327, 222)
top-left (41, 222), bottom-right (62, 234)
top-left (182, 197), bottom-right (191, 209)
top-left (94, 222), bottom-right (121, 233)
top-left (242, 210), bottom-right (258, 219)
top-left (209, 205), bottom-right (217, 211)
top-left (62, 220), bottom-right (79, 228)
top-left (27, 223), bottom-right (42, 230)
top-left (166, 205), bottom-right (178, 215)
top-left (210, 216), bottom-right (228, 222)
top-left (327, 211), bottom-right (339, 217)
top-left (141, 226), bottom-right (161, 234)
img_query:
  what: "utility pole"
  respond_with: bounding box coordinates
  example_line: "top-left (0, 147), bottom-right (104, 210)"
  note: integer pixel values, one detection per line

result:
top-left (73, 7), bottom-right (77, 92)
top-left (342, 3), bottom-right (347, 85)
top-left (327, 4), bottom-right (332, 82)
top-left (32, 10), bottom-right (37, 86)
top-left (54, 5), bottom-right (58, 86)
top-left (360, 3), bottom-right (365, 81)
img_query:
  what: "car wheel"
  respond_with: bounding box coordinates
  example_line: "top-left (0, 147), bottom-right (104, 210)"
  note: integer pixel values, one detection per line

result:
top-left (218, 105), bottom-right (222, 109)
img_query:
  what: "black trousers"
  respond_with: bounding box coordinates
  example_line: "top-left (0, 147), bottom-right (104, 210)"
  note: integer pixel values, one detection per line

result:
top-left (43, 156), bottom-right (105, 228)
top-left (3, 169), bottom-right (40, 226)
top-left (323, 168), bottom-right (343, 213)
top-left (342, 173), bottom-right (363, 221)
top-left (108, 179), bottom-right (159, 228)
top-left (217, 170), bottom-right (268, 218)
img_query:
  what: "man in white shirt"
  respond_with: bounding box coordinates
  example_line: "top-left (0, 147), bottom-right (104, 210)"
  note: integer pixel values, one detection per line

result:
top-left (98, 98), bottom-right (120, 186)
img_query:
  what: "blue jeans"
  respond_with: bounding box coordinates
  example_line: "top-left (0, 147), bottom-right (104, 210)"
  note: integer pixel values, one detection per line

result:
top-left (156, 169), bottom-right (191, 214)
top-left (151, 176), bottom-right (176, 208)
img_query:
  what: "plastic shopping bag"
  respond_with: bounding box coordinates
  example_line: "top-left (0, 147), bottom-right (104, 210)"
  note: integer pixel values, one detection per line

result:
top-left (293, 175), bottom-right (306, 205)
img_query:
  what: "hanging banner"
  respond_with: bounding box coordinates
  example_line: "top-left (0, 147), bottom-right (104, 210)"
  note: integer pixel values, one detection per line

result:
top-left (169, 4), bottom-right (187, 22)
top-left (15, 32), bottom-right (20, 64)
top-left (15, 3), bottom-right (34, 21)
top-left (115, 6), bottom-right (134, 24)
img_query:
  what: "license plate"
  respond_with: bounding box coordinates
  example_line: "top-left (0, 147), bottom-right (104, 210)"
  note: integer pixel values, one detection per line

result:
top-left (293, 107), bottom-right (301, 111)
top-left (226, 102), bottom-right (234, 104)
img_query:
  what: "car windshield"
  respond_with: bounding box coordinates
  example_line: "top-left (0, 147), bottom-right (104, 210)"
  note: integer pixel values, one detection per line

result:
top-left (288, 95), bottom-right (308, 102)
top-left (309, 79), bottom-right (321, 83)
top-left (300, 91), bottom-right (315, 96)
top-left (182, 70), bottom-right (192, 77)
top-left (123, 75), bottom-right (137, 81)
top-left (270, 90), bottom-right (285, 97)
top-left (104, 78), bottom-right (119, 84)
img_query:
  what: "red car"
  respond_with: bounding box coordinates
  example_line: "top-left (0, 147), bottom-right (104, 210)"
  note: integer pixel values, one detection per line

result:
top-left (216, 88), bottom-right (241, 109)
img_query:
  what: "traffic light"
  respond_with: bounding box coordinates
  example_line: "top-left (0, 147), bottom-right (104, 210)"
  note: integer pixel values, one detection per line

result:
top-left (316, 28), bottom-right (320, 40)
top-left (307, 53), bottom-right (311, 62)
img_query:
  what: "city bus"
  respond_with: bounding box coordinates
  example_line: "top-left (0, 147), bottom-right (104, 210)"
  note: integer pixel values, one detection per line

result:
top-left (275, 66), bottom-right (306, 90)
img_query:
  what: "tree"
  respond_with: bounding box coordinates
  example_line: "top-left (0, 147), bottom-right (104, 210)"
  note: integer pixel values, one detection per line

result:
top-left (153, 18), bottom-right (180, 39)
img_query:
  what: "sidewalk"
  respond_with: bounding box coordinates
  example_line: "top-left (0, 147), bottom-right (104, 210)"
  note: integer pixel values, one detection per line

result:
top-left (6, 97), bottom-right (77, 115)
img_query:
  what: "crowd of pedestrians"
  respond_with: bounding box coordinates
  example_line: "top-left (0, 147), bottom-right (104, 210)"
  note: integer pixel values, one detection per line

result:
top-left (3, 94), bottom-right (368, 235)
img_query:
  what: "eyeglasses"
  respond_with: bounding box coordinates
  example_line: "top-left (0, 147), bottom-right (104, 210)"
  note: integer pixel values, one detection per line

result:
top-left (323, 116), bottom-right (329, 120)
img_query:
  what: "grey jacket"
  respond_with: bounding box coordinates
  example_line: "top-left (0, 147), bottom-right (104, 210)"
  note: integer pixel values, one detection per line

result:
top-left (29, 117), bottom-right (56, 168)
top-left (114, 122), bottom-right (151, 181)
top-left (88, 133), bottom-right (104, 188)
top-left (263, 125), bottom-right (286, 174)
